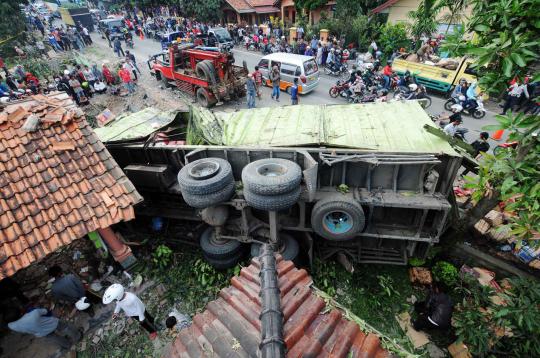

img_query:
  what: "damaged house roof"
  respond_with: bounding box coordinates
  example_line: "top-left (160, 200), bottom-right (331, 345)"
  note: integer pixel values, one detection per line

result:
top-left (164, 255), bottom-right (390, 358)
top-left (0, 93), bottom-right (142, 280)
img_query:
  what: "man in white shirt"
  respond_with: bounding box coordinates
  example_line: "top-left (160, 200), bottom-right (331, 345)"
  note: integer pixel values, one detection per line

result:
top-left (443, 118), bottom-right (462, 137)
top-left (502, 80), bottom-right (529, 115)
top-left (102, 284), bottom-right (157, 339)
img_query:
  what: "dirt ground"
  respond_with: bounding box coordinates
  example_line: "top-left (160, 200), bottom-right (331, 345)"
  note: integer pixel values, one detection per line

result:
top-left (77, 46), bottom-right (190, 123)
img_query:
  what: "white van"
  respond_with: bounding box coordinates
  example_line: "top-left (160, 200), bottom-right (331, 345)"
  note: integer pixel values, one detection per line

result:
top-left (257, 53), bottom-right (320, 94)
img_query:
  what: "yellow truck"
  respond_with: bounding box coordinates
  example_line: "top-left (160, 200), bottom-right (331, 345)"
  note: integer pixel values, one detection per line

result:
top-left (392, 57), bottom-right (478, 94)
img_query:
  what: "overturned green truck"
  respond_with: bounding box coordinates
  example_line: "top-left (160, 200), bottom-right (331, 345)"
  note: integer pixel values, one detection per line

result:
top-left (97, 102), bottom-right (464, 268)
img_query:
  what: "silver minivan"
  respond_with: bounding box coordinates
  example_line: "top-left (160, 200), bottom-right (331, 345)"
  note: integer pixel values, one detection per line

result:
top-left (257, 53), bottom-right (320, 94)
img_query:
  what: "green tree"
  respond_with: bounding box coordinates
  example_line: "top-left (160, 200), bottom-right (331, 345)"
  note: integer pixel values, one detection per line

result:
top-left (377, 23), bottom-right (409, 58)
top-left (462, 112), bottom-right (540, 246)
top-left (437, 0), bottom-right (468, 34)
top-left (0, 0), bottom-right (29, 56)
top-left (408, 0), bottom-right (441, 48)
top-left (182, 0), bottom-right (221, 22)
top-left (463, 0), bottom-right (540, 95)
top-left (437, 25), bottom-right (468, 57)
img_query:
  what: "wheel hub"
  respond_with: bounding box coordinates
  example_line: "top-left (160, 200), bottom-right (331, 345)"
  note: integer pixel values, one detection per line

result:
top-left (322, 211), bottom-right (353, 234)
top-left (257, 163), bottom-right (286, 177)
top-left (189, 160), bottom-right (220, 180)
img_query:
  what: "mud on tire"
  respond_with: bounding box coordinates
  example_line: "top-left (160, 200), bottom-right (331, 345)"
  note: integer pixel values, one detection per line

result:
top-left (178, 158), bottom-right (233, 195)
top-left (199, 227), bottom-right (242, 259)
top-left (203, 250), bottom-right (244, 270)
top-left (242, 158), bottom-right (302, 196)
top-left (243, 186), bottom-right (301, 211)
top-left (311, 195), bottom-right (366, 241)
top-left (182, 181), bottom-right (235, 209)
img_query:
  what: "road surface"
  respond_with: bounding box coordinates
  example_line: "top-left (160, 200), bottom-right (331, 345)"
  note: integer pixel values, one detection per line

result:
top-left (92, 33), bottom-right (503, 146)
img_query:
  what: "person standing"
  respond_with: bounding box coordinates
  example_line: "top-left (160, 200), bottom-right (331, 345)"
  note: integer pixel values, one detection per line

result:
top-left (382, 61), bottom-right (393, 90)
top-left (122, 60), bottom-right (137, 81)
top-left (102, 284), bottom-right (158, 340)
top-left (252, 65), bottom-right (262, 99)
top-left (102, 63), bottom-right (114, 85)
top-left (290, 78), bottom-right (299, 105)
top-left (105, 28), bottom-right (112, 48)
top-left (125, 50), bottom-right (141, 75)
top-left (246, 73), bottom-right (256, 109)
top-left (6, 307), bottom-right (81, 349)
top-left (269, 65), bottom-right (280, 102)
top-left (118, 65), bottom-right (135, 94)
top-left (316, 43), bottom-right (323, 65)
top-left (113, 37), bottom-right (125, 57)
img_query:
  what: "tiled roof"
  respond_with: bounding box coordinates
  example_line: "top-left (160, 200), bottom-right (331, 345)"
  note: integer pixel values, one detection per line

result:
top-left (370, 0), bottom-right (402, 14)
top-left (164, 256), bottom-right (390, 358)
top-left (246, 0), bottom-right (277, 7)
top-left (0, 92), bottom-right (142, 280)
top-left (224, 0), bottom-right (255, 13)
top-left (254, 6), bottom-right (280, 13)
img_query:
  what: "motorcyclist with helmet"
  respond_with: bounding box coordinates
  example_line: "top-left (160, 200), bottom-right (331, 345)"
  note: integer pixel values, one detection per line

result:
top-left (398, 70), bottom-right (414, 91)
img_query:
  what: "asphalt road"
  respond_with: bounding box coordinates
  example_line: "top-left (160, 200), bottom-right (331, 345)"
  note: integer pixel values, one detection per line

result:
top-left (93, 33), bottom-right (503, 145)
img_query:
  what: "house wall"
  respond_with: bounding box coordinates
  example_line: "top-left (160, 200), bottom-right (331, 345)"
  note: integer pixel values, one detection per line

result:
top-left (386, 0), bottom-right (473, 26)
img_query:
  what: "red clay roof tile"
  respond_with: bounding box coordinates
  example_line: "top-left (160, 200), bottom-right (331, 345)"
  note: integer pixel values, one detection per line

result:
top-left (0, 93), bottom-right (142, 279)
top-left (165, 256), bottom-right (389, 358)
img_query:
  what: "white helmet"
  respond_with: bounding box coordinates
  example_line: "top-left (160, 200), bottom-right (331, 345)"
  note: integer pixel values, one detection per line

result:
top-left (103, 283), bottom-right (124, 304)
top-left (451, 104), bottom-right (463, 112)
top-left (409, 84), bottom-right (418, 91)
top-left (364, 63), bottom-right (374, 70)
top-left (63, 69), bottom-right (70, 75)
top-left (75, 297), bottom-right (91, 311)
top-left (458, 95), bottom-right (466, 101)
top-left (330, 48), bottom-right (335, 53)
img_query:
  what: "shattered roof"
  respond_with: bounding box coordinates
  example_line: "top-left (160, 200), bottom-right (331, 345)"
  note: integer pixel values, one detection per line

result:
top-left (203, 101), bottom-right (460, 155)
top-left (0, 93), bottom-right (143, 279)
top-left (164, 256), bottom-right (390, 357)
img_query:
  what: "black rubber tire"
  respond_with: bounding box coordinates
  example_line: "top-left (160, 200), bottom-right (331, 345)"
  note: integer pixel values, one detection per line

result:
top-left (311, 196), bottom-right (365, 241)
top-left (329, 87), bottom-right (339, 98)
top-left (444, 99), bottom-right (453, 111)
top-left (493, 145), bottom-right (505, 156)
top-left (178, 158), bottom-right (233, 195)
top-left (201, 60), bottom-right (217, 86)
top-left (472, 109), bottom-right (486, 119)
top-left (242, 158), bottom-right (302, 196)
top-left (182, 180), bottom-right (235, 209)
top-left (199, 227), bottom-right (242, 259)
top-left (203, 250), bottom-right (243, 270)
top-left (250, 233), bottom-right (299, 261)
top-left (244, 186), bottom-right (301, 211)
top-left (421, 96), bottom-right (432, 109)
top-left (195, 61), bottom-right (209, 80)
top-left (196, 87), bottom-right (210, 107)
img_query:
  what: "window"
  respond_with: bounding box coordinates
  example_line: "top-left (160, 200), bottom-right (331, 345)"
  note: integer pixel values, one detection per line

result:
top-left (303, 59), bottom-right (318, 76)
top-left (280, 63), bottom-right (297, 76)
top-left (258, 59), bottom-right (269, 69)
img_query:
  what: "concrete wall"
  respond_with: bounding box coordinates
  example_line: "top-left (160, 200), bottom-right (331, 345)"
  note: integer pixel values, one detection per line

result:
top-left (386, 0), bottom-right (473, 26)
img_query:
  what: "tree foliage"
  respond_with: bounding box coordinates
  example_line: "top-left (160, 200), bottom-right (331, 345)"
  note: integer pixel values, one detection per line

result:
top-left (0, 0), bottom-right (28, 56)
top-left (464, 0), bottom-right (540, 95)
top-left (464, 112), bottom-right (540, 246)
top-left (437, 0), bottom-right (468, 34)
top-left (407, 0), bottom-right (441, 47)
top-left (377, 23), bottom-right (409, 57)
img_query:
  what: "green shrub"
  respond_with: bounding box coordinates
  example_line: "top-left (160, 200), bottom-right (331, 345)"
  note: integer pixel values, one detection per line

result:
top-left (431, 261), bottom-right (459, 286)
top-left (408, 257), bottom-right (426, 267)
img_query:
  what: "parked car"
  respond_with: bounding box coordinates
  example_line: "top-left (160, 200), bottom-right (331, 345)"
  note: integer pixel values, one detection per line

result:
top-left (257, 53), bottom-right (320, 94)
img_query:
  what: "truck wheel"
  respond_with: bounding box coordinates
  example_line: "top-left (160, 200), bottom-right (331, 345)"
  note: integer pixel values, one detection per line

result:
top-left (203, 250), bottom-right (243, 270)
top-left (311, 196), bottom-right (365, 241)
top-left (196, 87), bottom-right (211, 107)
top-left (243, 186), bottom-right (301, 211)
top-left (444, 99), bottom-right (454, 111)
top-left (178, 158), bottom-right (233, 195)
top-left (182, 180), bottom-right (236, 209)
top-left (242, 158), bottom-right (302, 196)
top-left (250, 233), bottom-right (299, 261)
top-left (200, 227), bottom-right (242, 259)
top-left (201, 60), bottom-right (217, 86)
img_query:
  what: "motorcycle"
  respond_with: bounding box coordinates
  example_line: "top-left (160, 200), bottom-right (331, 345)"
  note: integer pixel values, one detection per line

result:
top-left (328, 80), bottom-right (350, 98)
top-left (324, 62), bottom-right (349, 80)
top-left (394, 85), bottom-right (432, 108)
top-left (493, 141), bottom-right (518, 155)
top-left (444, 96), bottom-right (486, 119)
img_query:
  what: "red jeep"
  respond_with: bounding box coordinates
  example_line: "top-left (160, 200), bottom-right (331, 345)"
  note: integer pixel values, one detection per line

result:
top-left (148, 43), bottom-right (248, 107)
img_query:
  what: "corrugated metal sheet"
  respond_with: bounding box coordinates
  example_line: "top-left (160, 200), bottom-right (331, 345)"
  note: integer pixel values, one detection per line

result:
top-left (214, 101), bottom-right (459, 155)
top-left (94, 108), bottom-right (177, 143)
top-left (164, 256), bottom-right (390, 358)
